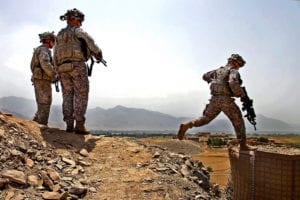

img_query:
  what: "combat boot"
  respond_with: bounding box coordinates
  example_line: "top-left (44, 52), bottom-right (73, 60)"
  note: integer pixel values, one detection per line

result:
top-left (177, 122), bottom-right (193, 140)
top-left (75, 122), bottom-right (89, 135)
top-left (38, 104), bottom-right (51, 126)
top-left (239, 141), bottom-right (257, 151)
top-left (33, 114), bottom-right (38, 123)
top-left (66, 120), bottom-right (74, 132)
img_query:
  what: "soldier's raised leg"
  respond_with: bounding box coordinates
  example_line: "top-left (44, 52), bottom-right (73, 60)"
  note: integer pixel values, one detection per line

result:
top-left (177, 102), bottom-right (220, 140)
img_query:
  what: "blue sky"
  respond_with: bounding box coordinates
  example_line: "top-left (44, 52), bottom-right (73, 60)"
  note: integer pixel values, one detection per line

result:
top-left (0, 0), bottom-right (299, 124)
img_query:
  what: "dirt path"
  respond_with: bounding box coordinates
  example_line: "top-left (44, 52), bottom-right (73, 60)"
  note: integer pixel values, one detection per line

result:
top-left (39, 132), bottom-right (176, 199)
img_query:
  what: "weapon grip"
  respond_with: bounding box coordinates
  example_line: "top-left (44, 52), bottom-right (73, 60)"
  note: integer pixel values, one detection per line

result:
top-left (55, 81), bottom-right (60, 92)
top-left (88, 57), bottom-right (95, 77)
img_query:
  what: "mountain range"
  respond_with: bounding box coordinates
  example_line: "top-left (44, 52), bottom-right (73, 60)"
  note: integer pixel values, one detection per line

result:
top-left (0, 96), bottom-right (299, 133)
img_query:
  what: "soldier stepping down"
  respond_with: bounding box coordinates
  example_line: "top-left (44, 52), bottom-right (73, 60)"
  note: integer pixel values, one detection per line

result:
top-left (177, 54), bottom-right (257, 151)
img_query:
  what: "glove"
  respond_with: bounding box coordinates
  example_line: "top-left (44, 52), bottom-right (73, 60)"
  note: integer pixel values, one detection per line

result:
top-left (95, 51), bottom-right (103, 61)
top-left (52, 74), bottom-right (59, 83)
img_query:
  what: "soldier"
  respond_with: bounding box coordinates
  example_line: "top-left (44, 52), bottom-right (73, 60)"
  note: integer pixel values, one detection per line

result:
top-left (54, 8), bottom-right (103, 134)
top-left (30, 32), bottom-right (56, 126)
top-left (177, 54), bottom-right (257, 151)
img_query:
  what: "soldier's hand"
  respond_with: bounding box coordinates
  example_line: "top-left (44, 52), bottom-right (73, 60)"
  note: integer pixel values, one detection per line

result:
top-left (95, 51), bottom-right (103, 61)
top-left (52, 74), bottom-right (59, 83)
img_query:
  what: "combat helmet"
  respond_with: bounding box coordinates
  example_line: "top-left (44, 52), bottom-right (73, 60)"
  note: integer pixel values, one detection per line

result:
top-left (60, 8), bottom-right (85, 22)
top-left (39, 31), bottom-right (55, 43)
top-left (228, 54), bottom-right (246, 67)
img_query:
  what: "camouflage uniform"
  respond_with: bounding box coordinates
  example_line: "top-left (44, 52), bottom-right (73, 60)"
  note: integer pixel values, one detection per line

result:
top-left (31, 33), bottom-right (56, 125)
top-left (192, 65), bottom-right (246, 143)
top-left (54, 9), bottom-right (102, 133)
top-left (177, 54), bottom-right (255, 150)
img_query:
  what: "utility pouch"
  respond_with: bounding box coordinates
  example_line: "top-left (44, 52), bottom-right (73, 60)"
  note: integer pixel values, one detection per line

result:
top-left (57, 63), bottom-right (74, 73)
top-left (33, 68), bottom-right (43, 79)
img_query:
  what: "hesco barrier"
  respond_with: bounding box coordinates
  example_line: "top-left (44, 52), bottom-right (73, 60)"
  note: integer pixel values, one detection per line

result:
top-left (228, 149), bottom-right (300, 200)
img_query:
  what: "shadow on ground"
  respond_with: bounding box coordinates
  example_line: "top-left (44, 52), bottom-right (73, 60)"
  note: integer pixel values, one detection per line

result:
top-left (40, 127), bottom-right (100, 152)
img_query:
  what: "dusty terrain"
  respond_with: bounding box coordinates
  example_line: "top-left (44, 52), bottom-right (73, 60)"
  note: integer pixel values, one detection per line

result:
top-left (139, 138), bottom-right (230, 189)
top-left (191, 149), bottom-right (229, 189)
top-left (0, 113), bottom-right (225, 200)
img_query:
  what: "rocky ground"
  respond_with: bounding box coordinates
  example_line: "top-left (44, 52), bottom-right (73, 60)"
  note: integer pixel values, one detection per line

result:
top-left (0, 112), bottom-right (226, 200)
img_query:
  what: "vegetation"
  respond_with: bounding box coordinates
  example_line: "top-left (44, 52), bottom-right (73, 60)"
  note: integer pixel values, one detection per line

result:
top-left (258, 134), bottom-right (300, 147)
top-left (207, 138), bottom-right (226, 147)
top-left (256, 137), bottom-right (269, 143)
top-left (90, 130), bottom-right (176, 138)
top-left (207, 166), bottom-right (213, 172)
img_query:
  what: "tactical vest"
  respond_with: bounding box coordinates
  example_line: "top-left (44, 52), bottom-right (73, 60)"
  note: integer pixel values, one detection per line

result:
top-left (30, 46), bottom-right (52, 81)
top-left (55, 26), bottom-right (87, 66)
top-left (210, 66), bottom-right (233, 96)
top-left (30, 47), bottom-right (40, 73)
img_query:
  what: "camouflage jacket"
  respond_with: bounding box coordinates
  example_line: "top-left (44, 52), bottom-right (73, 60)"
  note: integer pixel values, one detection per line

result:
top-left (54, 25), bottom-right (102, 67)
top-left (202, 65), bottom-right (245, 97)
top-left (30, 45), bottom-right (55, 81)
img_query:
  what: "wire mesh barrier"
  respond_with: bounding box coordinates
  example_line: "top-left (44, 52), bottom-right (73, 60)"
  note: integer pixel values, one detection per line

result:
top-left (228, 148), bottom-right (300, 200)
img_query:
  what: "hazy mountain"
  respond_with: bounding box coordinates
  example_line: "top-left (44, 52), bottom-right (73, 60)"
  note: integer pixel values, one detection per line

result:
top-left (86, 105), bottom-right (187, 130)
top-left (255, 115), bottom-right (296, 132)
top-left (0, 96), bottom-right (187, 130)
top-left (0, 96), bottom-right (35, 118)
top-left (192, 114), bottom-right (300, 134)
top-left (0, 96), bottom-right (65, 127)
top-left (0, 96), bottom-right (299, 133)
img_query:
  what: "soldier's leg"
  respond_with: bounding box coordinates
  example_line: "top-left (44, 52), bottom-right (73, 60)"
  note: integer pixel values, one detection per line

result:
top-left (222, 100), bottom-right (256, 151)
top-left (33, 112), bottom-right (38, 122)
top-left (60, 73), bottom-right (75, 131)
top-left (73, 63), bottom-right (89, 134)
top-left (33, 80), bottom-right (41, 123)
top-left (34, 80), bottom-right (52, 126)
top-left (177, 100), bottom-right (221, 140)
top-left (38, 104), bottom-right (51, 126)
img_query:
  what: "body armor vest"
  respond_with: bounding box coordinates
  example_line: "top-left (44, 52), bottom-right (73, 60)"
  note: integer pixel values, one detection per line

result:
top-left (55, 26), bottom-right (87, 66)
top-left (210, 66), bottom-right (233, 96)
top-left (30, 46), bottom-right (52, 81)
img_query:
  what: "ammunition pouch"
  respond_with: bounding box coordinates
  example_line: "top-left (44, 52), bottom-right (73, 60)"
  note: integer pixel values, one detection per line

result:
top-left (210, 83), bottom-right (232, 96)
top-left (57, 63), bottom-right (74, 73)
top-left (32, 67), bottom-right (52, 81)
top-left (55, 44), bottom-right (86, 65)
top-left (55, 27), bottom-right (87, 65)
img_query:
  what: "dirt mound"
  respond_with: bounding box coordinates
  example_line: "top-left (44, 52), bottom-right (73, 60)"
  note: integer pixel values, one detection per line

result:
top-left (0, 112), bottom-right (226, 199)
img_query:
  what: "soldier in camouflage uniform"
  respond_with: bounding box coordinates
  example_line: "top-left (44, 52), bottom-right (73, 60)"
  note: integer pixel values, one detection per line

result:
top-left (30, 32), bottom-right (56, 126)
top-left (54, 8), bottom-right (103, 134)
top-left (177, 54), bottom-right (256, 151)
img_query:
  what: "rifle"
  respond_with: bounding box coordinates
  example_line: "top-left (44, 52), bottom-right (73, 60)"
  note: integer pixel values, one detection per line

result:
top-left (241, 87), bottom-right (257, 130)
top-left (88, 57), bottom-right (107, 77)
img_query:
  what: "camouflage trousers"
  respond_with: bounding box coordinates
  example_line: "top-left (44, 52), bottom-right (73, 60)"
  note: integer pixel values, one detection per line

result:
top-left (59, 62), bottom-right (89, 124)
top-left (33, 79), bottom-right (52, 125)
top-left (192, 96), bottom-right (246, 142)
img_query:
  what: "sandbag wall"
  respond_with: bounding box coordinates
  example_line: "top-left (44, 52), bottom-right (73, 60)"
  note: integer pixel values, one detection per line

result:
top-left (228, 149), bottom-right (300, 200)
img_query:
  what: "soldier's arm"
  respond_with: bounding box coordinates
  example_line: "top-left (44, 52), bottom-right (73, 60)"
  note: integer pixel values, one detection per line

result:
top-left (38, 49), bottom-right (55, 79)
top-left (202, 70), bottom-right (216, 83)
top-left (228, 69), bottom-right (245, 97)
top-left (53, 46), bottom-right (58, 71)
top-left (75, 28), bottom-right (102, 59)
top-left (30, 48), bottom-right (37, 73)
